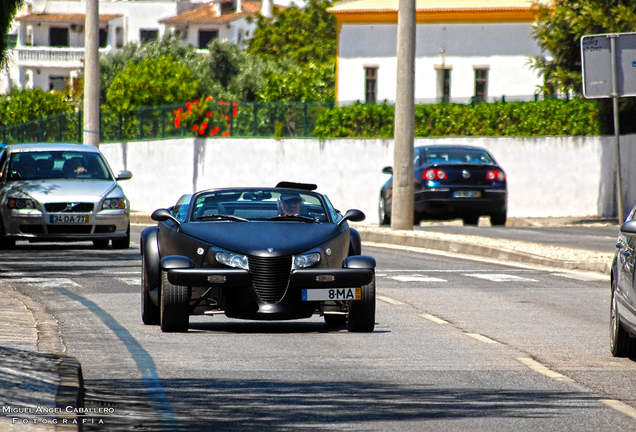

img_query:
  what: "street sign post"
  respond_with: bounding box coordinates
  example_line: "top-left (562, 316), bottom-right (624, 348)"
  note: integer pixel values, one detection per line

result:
top-left (581, 32), bottom-right (636, 222)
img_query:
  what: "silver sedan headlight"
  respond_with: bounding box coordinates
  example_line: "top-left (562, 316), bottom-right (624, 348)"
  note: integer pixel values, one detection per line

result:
top-left (216, 252), bottom-right (249, 270)
top-left (101, 198), bottom-right (126, 210)
top-left (7, 197), bottom-right (36, 210)
top-left (292, 252), bottom-right (321, 269)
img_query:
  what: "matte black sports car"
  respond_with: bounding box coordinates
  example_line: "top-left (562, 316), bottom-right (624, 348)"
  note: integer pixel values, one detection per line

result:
top-left (610, 208), bottom-right (636, 357)
top-left (141, 182), bottom-right (376, 333)
top-left (379, 145), bottom-right (507, 226)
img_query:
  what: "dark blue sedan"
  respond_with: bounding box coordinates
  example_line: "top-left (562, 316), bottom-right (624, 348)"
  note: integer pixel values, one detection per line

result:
top-left (379, 145), bottom-right (508, 226)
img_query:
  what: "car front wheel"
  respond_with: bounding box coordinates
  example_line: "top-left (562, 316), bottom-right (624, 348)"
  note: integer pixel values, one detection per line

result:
top-left (112, 224), bottom-right (131, 249)
top-left (347, 273), bottom-right (376, 332)
top-left (610, 280), bottom-right (636, 357)
top-left (160, 271), bottom-right (190, 333)
top-left (141, 254), bottom-right (160, 325)
top-left (490, 211), bottom-right (507, 226)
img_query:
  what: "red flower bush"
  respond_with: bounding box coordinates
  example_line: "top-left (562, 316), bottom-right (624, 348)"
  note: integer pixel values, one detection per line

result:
top-left (173, 96), bottom-right (237, 137)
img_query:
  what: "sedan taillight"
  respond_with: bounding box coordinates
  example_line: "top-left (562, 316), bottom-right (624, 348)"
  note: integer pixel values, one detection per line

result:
top-left (424, 169), bottom-right (447, 180)
top-left (486, 170), bottom-right (506, 181)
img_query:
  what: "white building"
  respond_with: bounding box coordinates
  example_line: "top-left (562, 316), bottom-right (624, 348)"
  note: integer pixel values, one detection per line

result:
top-left (328, 0), bottom-right (549, 105)
top-left (1, 0), bottom-right (274, 94)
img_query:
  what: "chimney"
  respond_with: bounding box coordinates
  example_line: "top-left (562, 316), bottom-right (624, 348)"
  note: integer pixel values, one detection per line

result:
top-left (261, 0), bottom-right (272, 18)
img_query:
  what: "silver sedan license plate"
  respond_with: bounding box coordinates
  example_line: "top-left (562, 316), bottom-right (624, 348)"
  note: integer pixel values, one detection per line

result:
top-left (302, 288), bottom-right (361, 301)
top-left (49, 214), bottom-right (89, 224)
top-left (453, 190), bottom-right (481, 198)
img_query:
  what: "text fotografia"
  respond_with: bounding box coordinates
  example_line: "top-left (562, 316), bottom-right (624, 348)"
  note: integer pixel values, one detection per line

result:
top-left (3, 405), bottom-right (113, 425)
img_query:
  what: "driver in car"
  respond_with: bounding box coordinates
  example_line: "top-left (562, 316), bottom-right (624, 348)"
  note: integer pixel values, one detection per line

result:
top-left (278, 194), bottom-right (303, 216)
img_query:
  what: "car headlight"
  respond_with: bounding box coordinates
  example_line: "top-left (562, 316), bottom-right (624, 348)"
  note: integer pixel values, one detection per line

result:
top-left (216, 252), bottom-right (249, 270)
top-left (7, 198), bottom-right (36, 210)
top-left (292, 252), bottom-right (321, 269)
top-left (102, 198), bottom-right (126, 210)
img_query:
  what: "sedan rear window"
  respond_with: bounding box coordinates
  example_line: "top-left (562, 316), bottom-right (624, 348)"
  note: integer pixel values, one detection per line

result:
top-left (424, 149), bottom-right (495, 165)
top-left (7, 151), bottom-right (113, 181)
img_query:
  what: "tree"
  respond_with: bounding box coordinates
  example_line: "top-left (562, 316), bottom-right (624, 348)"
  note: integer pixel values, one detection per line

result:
top-left (530, 0), bottom-right (636, 133)
top-left (0, 87), bottom-right (74, 126)
top-left (0, 0), bottom-right (22, 68)
top-left (104, 56), bottom-right (199, 113)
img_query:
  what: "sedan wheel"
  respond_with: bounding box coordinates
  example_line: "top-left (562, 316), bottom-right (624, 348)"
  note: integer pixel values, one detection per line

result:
top-left (347, 273), bottom-right (376, 332)
top-left (160, 271), bottom-right (190, 333)
top-left (490, 211), bottom-right (507, 226)
top-left (462, 214), bottom-right (480, 226)
top-left (141, 254), bottom-right (160, 325)
top-left (112, 224), bottom-right (131, 249)
top-left (378, 196), bottom-right (390, 225)
top-left (610, 281), bottom-right (636, 357)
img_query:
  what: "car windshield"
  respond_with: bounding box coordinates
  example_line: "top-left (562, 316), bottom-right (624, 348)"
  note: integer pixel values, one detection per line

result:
top-left (190, 189), bottom-right (330, 222)
top-left (7, 150), bottom-right (113, 181)
top-left (423, 148), bottom-right (495, 165)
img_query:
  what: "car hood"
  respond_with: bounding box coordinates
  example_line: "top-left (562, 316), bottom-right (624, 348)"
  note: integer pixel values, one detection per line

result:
top-left (4, 179), bottom-right (118, 203)
top-left (180, 221), bottom-right (344, 256)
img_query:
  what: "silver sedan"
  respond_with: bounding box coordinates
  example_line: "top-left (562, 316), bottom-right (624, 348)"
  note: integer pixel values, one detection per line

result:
top-left (0, 143), bottom-right (132, 249)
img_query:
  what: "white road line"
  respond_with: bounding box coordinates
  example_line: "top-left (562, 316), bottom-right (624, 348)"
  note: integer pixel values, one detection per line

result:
top-left (516, 357), bottom-right (573, 382)
top-left (464, 273), bottom-right (538, 282)
top-left (377, 295), bottom-right (404, 305)
top-left (420, 313), bottom-right (448, 324)
top-left (601, 399), bottom-right (636, 420)
top-left (389, 275), bottom-right (447, 282)
top-left (116, 277), bottom-right (141, 285)
top-left (378, 269), bottom-right (537, 273)
top-left (9, 277), bottom-right (79, 287)
top-left (465, 333), bottom-right (499, 344)
top-left (551, 272), bottom-right (608, 282)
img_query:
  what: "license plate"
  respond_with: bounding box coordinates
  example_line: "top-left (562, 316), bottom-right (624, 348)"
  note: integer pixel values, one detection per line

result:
top-left (302, 288), bottom-right (361, 301)
top-left (49, 214), bottom-right (89, 224)
top-left (453, 190), bottom-right (481, 198)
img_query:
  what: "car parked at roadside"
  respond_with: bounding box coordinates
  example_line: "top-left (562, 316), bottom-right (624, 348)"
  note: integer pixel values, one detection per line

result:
top-left (140, 182), bottom-right (377, 333)
top-left (379, 145), bottom-right (507, 226)
top-left (610, 206), bottom-right (636, 357)
top-left (0, 143), bottom-right (132, 249)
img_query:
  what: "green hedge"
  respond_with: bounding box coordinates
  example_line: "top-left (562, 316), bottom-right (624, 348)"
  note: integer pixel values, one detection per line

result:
top-left (313, 98), bottom-right (600, 138)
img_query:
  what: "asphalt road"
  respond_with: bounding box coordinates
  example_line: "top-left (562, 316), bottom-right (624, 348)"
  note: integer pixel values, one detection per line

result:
top-left (1, 224), bottom-right (635, 431)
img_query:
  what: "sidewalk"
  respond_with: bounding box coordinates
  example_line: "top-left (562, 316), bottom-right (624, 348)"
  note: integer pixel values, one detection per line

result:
top-left (0, 214), bottom-right (616, 431)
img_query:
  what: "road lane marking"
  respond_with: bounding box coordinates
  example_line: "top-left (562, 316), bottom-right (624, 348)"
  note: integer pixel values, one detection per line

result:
top-left (465, 333), bottom-right (498, 344)
top-left (389, 275), bottom-right (447, 282)
top-left (377, 295), bottom-right (404, 305)
top-left (420, 313), bottom-right (448, 324)
top-left (116, 277), bottom-right (141, 285)
top-left (551, 272), bottom-right (608, 282)
top-left (516, 357), bottom-right (573, 382)
top-left (464, 273), bottom-right (538, 282)
top-left (601, 399), bottom-right (636, 420)
top-left (9, 277), bottom-right (79, 287)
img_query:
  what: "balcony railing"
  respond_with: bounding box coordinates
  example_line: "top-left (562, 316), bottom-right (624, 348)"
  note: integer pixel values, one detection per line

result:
top-left (14, 46), bottom-right (112, 66)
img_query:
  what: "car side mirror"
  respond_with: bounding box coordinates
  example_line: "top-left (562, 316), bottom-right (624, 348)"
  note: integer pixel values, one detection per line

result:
top-left (116, 170), bottom-right (133, 181)
top-left (382, 166), bottom-right (393, 175)
top-left (151, 208), bottom-right (181, 226)
top-left (620, 220), bottom-right (636, 237)
top-left (338, 209), bottom-right (365, 227)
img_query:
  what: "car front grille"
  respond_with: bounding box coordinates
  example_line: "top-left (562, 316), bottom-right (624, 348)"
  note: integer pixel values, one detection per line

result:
top-left (45, 203), bottom-right (94, 213)
top-left (248, 255), bottom-right (292, 304)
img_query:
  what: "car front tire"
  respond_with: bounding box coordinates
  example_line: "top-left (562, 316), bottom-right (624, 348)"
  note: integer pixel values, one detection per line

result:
top-left (490, 211), bottom-right (507, 226)
top-left (141, 253), bottom-right (160, 325)
top-left (347, 273), bottom-right (376, 332)
top-left (112, 224), bottom-right (131, 249)
top-left (160, 271), bottom-right (190, 333)
top-left (610, 280), bottom-right (636, 357)
top-left (462, 214), bottom-right (480, 226)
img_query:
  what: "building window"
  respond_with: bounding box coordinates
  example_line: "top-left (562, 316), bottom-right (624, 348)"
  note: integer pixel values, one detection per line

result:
top-left (365, 67), bottom-right (377, 103)
top-left (49, 27), bottom-right (69, 47)
top-left (198, 30), bottom-right (218, 49)
top-left (140, 29), bottom-right (159, 44)
top-left (438, 68), bottom-right (451, 102)
top-left (99, 28), bottom-right (108, 48)
top-left (474, 68), bottom-right (488, 102)
top-left (49, 76), bottom-right (68, 92)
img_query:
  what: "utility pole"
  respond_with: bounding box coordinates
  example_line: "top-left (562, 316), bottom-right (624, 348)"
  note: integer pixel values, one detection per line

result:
top-left (391, 0), bottom-right (416, 230)
top-left (83, 0), bottom-right (100, 147)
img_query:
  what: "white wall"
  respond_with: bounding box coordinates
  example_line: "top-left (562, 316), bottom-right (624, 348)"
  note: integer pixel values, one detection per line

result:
top-left (100, 135), bottom-right (633, 224)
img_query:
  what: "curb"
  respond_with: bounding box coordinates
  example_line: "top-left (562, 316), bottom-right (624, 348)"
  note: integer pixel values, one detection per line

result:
top-left (357, 229), bottom-right (612, 274)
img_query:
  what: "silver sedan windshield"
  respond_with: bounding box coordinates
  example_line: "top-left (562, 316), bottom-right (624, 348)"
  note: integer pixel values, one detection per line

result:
top-left (8, 151), bottom-right (113, 181)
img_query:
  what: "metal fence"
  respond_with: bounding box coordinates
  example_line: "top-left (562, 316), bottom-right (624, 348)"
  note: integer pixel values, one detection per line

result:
top-left (0, 100), bottom-right (336, 144)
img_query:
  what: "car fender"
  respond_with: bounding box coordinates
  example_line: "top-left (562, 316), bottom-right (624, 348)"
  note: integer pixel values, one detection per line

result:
top-left (343, 255), bottom-right (376, 270)
top-left (141, 227), bottom-right (161, 292)
top-left (348, 228), bottom-right (362, 256)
